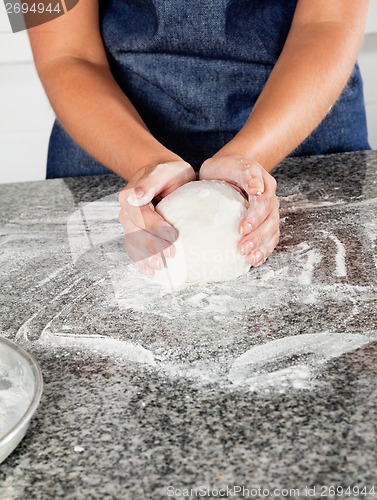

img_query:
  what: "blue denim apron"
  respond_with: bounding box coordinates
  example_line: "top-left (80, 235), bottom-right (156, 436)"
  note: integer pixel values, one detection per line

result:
top-left (47, 0), bottom-right (370, 178)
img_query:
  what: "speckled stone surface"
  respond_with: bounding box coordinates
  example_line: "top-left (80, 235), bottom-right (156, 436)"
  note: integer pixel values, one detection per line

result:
top-left (0, 151), bottom-right (377, 500)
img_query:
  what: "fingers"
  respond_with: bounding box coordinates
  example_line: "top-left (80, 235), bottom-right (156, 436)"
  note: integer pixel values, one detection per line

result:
top-left (126, 160), bottom-right (193, 207)
top-left (200, 155), bottom-right (265, 197)
top-left (240, 159), bottom-right (265, 197)
top-left (200, 153), bottom-right (279, 268)
top-left (135, 254), bottom-right (165, 277)
top-left (239, 171), bottom-right (278, 237)
top-left (129, 203), bottom-right (178, 242)
top-left (248, 230), bottom-right (280, 267)
top-left (239, 209), bottom-right (280, 267)
top-left (122, 214), bottom-right (175, 277)
top-left (120, 209), bottom-right (176, 262)
top-left (239, 191), bottom-right (279, 238)
top-left (238, 171), bottom-right (279, 267)
top-left (119, 159), bottom-right (194, 241)
top-left (124, 224), bottom-right (175, 262)
top-left (120, 202), bottom-right (177, 276)
top-left (118, 160), bottom-right (196, 278)
top-left (119, 180), bottom-right (178, 242)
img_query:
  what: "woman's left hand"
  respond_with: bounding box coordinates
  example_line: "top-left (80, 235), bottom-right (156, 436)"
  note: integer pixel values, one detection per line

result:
top-left (199, 154), bottom-right (280, 267)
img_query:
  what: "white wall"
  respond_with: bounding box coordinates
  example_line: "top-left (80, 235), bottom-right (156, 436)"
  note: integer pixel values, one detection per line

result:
top-left (0, 6), bottom-right (55, 184)
top-left (0, 3), bottom-right (377, 184)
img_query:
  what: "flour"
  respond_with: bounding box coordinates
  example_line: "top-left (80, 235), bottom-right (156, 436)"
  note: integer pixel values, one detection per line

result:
top-left (234, 365), bottom-right (312, 392)
top-left (297, 248), bottom-right (322, 285)
top-left (103, 239), bottom-right (331, 319)
top-left (10, 189), bottom-right (377, 394)
top-left (38, 333), bottom-right (156, 366)
top-left (228, 333), bottom-right (371, 390)
top-left (0, 369), bottom-right (31, 437)
top-left (327, 233), bottom-right (347, 277)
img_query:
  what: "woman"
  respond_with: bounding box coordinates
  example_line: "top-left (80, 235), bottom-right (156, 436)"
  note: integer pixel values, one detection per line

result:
top-left (28, 0), bottom-right (370, 276)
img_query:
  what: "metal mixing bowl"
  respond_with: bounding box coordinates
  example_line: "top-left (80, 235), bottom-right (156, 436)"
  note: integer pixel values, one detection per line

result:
top-left (0, 336), bottom-right (43, 463)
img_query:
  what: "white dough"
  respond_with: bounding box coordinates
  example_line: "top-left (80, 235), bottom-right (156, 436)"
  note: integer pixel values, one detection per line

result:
top-left (153, 180), bottom-right (250, 289)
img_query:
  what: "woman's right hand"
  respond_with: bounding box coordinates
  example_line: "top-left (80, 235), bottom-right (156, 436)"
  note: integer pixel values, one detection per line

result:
top-left (118, 160), bottom-right (196, 276)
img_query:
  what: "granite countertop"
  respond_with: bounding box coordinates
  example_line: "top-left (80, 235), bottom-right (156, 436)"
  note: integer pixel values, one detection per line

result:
top-left (0, 151), bottom-right (377, 499)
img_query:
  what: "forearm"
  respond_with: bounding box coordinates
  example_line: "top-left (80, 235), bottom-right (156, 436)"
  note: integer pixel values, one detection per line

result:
top-left (39, 56), bottom-right (181, 179)
top-left (219, 14), bottom-right (368, 171)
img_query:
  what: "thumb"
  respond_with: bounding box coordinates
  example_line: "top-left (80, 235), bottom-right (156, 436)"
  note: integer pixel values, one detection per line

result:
top-left (127, 160), bottom-right (191, 207)
top-left (127, 182), bottom-right (157, 207)
top-left (127, 186), bottom-right (153, 207)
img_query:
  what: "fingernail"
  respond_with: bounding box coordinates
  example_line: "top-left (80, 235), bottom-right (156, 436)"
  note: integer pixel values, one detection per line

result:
top-left (153, 256), bottom-right (164, 269)
top-left (241, 241), bottom-right (253, 255)
top-left (252, 250), bottom-right (264, 265)
top-left (164, 244), bottom-right (175, 258)
top-left (166, 244), bottom-right (175, 258)
top-left (128, 195), bottom-right (148, 206)
top-left (162, 227), bottom-right (178, 243)
top-left (157, 259), bottom-right (165, 269)
top-left (240, 222), bottom-right (252, 235)
top-left (127, 188), bottom-right (146, 206)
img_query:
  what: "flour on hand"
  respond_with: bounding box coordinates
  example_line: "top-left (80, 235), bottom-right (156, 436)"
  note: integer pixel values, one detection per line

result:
top-left (153, 180), bottom-right (251, 289)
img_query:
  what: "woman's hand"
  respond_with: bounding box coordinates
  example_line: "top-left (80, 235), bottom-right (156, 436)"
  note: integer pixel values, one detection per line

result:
top-left (118, 160), bottom-right (196, 276)
top-left (199, 154), bottom-right (279, 267)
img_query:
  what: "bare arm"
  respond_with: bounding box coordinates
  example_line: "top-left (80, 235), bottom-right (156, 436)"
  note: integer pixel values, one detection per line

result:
top-left (217, 0), bottom-right (370, 171)
top-left (200, 0), bottom-right (369, 269)
top-left (27, 0), bottom-right (182, 179)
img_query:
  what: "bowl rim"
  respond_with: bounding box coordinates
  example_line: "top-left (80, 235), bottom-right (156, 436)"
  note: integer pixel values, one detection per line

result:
top-left (0, 336), bottom-right (43, 449)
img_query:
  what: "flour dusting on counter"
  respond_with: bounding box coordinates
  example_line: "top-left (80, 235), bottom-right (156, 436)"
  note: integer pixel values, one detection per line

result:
top-left (8, 180), bottom-right (377, 393)
top-left (38, 333), bottom-right (156, 366)
top-left (228, 333), bottom-right (371, 390)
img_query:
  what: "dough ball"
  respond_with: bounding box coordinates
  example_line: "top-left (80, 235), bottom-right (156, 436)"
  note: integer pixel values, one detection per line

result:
top-left (153, 180), bottom-right (250, 288)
